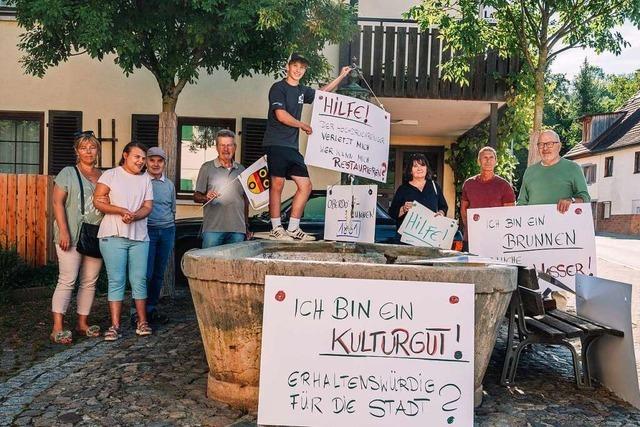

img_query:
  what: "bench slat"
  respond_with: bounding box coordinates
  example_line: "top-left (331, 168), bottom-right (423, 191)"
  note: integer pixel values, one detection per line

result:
top-left (536, 314), bottom-right (585, 339)
top-left (547, 310), bottom-right (624, 337)
top-left (524, 317), bottom-right (566, 338)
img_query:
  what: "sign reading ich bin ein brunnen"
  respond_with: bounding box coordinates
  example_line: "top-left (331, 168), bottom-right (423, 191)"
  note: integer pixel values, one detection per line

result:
top-left (258, 276), bottom-right (475, 427)
top-left (467, 203), bottom-right (596, 291)
top-left (305, 90), bottom-right (390, 183)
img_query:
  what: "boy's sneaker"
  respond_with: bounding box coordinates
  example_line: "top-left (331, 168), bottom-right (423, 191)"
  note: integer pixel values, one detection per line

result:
top-left (269, 226), bottom-right (294, 241)
top-left (286, 228), bottom-right (316, 241)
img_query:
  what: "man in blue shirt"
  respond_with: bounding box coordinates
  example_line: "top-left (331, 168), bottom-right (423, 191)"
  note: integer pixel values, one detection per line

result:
top-left (140, 146), bottom-right (176, 325)
top-left (263, 53), bottom-right (351, 241)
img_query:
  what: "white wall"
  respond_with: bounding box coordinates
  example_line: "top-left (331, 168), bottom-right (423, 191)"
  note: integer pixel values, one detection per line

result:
top-left (573, 146), bottom-right (640, 214)
top-left (358, 0), bottom-right (420, 19)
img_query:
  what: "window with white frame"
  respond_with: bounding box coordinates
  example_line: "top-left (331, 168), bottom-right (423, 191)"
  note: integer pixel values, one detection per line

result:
top-left (632, 200), bottom-right (640, 215)
top-left (0, 112), bottom-right (44, 174)
top-left (602, 201), bottom-right (611, 219)
top-left (582, 164), bottom-right (597, 184)
top-left (604, 156), bottom-right (614, 177)
top-left (176, 117), bottom-right (236, 194)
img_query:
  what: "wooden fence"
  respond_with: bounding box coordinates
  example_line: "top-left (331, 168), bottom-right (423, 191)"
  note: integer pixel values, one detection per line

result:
top-left (0, 174), bottom-right (55, 266)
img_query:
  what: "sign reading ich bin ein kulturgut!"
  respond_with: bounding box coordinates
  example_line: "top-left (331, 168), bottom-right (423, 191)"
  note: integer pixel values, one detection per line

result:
top-left (305, 90), bottom-right (390, 183)
top-left (467, 203), bottom-right (596, 291)
top-left (258, 276), bottom-right (475, 427)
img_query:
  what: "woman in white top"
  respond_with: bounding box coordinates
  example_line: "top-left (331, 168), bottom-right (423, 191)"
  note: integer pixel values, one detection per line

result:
top-left (93, 142), bottom-right (154, 341)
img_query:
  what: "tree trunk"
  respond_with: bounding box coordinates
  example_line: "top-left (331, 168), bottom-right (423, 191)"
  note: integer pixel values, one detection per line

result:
top-left (527, 60), bottom-right (546, 166)
top-left (158, 96), bottom-right (178, 301)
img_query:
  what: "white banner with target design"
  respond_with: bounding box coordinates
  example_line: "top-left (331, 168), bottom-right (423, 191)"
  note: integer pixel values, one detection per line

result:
top-left (239, 155), bottom-right (270, 210)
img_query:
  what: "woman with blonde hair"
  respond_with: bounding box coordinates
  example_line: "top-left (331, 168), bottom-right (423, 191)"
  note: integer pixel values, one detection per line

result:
top-left (50, 131), bottom-right (104, 344)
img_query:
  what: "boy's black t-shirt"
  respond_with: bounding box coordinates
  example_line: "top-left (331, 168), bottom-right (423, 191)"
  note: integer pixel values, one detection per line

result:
top-left (262, 79), bottom-right (315, 150)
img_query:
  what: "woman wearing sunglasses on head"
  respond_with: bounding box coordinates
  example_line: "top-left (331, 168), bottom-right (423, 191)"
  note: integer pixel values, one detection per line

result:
top-left (50, 131), bottom-right (104, 344)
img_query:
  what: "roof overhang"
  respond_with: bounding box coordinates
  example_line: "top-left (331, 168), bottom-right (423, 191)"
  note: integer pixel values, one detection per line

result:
top-left (380, 97), bottom-right (505, 137)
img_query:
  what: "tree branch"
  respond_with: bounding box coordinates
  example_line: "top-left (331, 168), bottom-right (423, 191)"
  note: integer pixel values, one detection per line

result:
top-left (69, 49), bottom-right (88, 57)
top-left (547, 0), bottom-right (625, 49)
top-left (548, 41), bottom-right (582, 60)
top-left (520, 0), bottom-right (541, 45)
top-left (502, 6), bottom-right (536, 70)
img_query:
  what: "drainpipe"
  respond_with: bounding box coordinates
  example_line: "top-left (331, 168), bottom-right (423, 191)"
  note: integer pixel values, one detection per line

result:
top-left (489, 103), bottom-right (498, 148)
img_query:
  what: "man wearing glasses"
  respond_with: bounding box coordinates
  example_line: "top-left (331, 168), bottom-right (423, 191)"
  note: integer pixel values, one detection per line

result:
top-left (517, 129), bottom-right (590, 212)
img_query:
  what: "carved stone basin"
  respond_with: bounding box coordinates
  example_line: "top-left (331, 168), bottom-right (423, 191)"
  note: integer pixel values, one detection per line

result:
top-left (182, 241), bottom-right (517, 411)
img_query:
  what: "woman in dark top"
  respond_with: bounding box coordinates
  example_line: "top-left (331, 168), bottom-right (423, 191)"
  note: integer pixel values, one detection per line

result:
top-left (389, 153), bottom-right (448, 230)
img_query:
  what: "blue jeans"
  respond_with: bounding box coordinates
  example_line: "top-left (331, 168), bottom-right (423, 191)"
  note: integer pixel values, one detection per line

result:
top-left (146, 225), bottom-right (175, 312)
top-left (202, 232), bottom-right (245, 248)
top-left (99, 237), bottom-right (150, 301)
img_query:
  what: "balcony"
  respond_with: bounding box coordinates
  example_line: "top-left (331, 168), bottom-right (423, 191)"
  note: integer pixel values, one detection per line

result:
top-left (339, 18), bottom-right (519, 102)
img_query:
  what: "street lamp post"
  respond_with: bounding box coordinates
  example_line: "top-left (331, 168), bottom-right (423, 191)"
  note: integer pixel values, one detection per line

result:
top-left (336, 59), bottom-right (371, 184)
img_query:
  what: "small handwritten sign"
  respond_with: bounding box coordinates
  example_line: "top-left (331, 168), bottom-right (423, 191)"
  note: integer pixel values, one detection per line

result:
top-left (398, 202), bottom-right (458, 249)
top-left (467, 204), bottom-right (596, 290)
top-left (258, 276), bottom-right (475, 427)
top-left (324, 185), bottom-right (377, 243)
top-left (305, 91), bottom-right (390, 183)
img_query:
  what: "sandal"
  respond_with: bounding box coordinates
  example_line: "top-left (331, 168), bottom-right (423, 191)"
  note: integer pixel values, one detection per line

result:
top-left (104, 325), bottom-right (121, 341)
top-left (77, 325), bottom-right (101, 338)
top-left (136, 321), bottom-right (152, 337)
top-left (50, 330), bottom-right (73, 345)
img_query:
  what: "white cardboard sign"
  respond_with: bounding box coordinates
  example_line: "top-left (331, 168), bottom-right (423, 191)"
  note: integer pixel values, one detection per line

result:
top-left (467, 204), bottom-right (596, 291)
top-left (324, 184), bottom-right (377, 243)
top-left (238, 155), bottom-right (270, 209)
top-left (576, 275), bottom-right (640, 409)
top-left (398, 202), bottom-right (458, 249)
top-left (258, 275), bottom-right (475, 427)
top-left (305, 91), bottom-right (390, 183)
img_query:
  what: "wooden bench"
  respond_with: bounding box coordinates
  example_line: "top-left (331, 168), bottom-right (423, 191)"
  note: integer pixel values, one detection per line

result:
top-left (500, 268), bottom-right (624, 389)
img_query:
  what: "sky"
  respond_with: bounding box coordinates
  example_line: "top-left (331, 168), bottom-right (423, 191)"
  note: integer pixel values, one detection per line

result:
top-left (549, 21), bottom-right (640, 79)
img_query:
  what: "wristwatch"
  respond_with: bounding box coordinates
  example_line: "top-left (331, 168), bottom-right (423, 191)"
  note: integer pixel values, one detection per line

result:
top-left (570, 197), bottom-right (576, 203)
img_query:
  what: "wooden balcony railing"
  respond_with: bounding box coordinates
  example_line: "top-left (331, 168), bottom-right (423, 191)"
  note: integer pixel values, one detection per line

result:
top-left (339, 18), bottom-right (519, 101)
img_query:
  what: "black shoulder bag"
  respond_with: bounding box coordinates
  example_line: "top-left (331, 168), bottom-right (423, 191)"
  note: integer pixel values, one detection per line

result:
top-left (73, 166), bottom-right (102, 258)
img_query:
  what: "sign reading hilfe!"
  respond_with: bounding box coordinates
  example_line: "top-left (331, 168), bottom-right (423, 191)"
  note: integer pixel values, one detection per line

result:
top-left (467, 203), bottom-right (596, 291)
top-left (398, 202), bottom-right (459, 249)
top-left (258, 276), bottom-right (475, 427)
top-left (324, 185), bottom-right (377, 244)
top-left (305, 91), bottom-right (390, 183)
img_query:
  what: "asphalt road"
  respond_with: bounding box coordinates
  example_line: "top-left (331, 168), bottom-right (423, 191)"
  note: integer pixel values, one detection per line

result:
top-left (596, 234), bottom-right (640, 274)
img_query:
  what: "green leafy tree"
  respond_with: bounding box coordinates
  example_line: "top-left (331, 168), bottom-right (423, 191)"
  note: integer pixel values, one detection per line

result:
top-left (12, 0), bottom-right (356, 179)
top-left (602, 69), bottom-right (640, 111)
top-left (12, 0), bottom-right (355, 292)
top-left (543, 72), bottom-right (575, 145)
top-left (573, 59), bottom-right (607, 117)
top-left (408, 0), bottom-right (640, 165)
top-left (543, 63), bottom-right (640, 150)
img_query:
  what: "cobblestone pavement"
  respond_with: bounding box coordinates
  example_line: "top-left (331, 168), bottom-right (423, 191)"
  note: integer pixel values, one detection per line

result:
top-left (2, 292), bottom-right (640, 426)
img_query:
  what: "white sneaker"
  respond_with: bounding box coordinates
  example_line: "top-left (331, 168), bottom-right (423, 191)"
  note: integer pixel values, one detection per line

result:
top-left (269, 226), bottom-right (294, 241)
top-left (286, 228), bottom-right (316, 241)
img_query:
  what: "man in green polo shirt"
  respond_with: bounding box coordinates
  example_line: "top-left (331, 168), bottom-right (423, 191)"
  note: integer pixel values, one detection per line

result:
top-left (518, 129), bottom-right (590, 212)
top-left (518, 129), bottom-right (590, 309)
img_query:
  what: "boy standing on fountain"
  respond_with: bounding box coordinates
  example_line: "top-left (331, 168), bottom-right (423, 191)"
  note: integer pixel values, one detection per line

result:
top-left (262, 53), bottom-right (351, 241)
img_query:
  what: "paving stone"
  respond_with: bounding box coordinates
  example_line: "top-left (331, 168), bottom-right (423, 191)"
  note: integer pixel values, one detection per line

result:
top-left (1, 294), bottom-right (639, 425)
